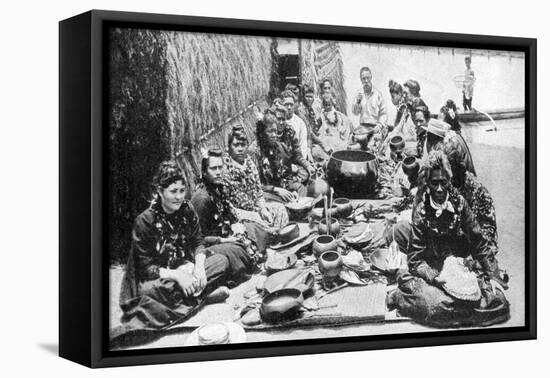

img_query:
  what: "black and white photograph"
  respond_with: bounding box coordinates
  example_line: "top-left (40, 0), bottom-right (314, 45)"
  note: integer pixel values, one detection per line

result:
top-left (106, 26), bottom-right (527, 351)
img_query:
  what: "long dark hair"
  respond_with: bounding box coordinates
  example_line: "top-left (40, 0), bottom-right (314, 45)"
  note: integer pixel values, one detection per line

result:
top-left (256, 112), bottom-right (278, 153)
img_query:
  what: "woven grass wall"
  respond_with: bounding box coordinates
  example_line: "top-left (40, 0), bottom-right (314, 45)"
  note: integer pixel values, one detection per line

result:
top-left (301, 40), bottom-right (347, 114)
top-left (109, 28), bottom-right (274, 262)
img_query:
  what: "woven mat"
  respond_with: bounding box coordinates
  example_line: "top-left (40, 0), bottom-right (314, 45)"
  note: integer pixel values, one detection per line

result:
top-left (241, 284), bottom-right (388, 330)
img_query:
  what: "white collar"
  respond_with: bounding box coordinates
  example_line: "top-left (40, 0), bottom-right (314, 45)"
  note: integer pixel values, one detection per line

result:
top-left (429, 193), bottom-right (455, 217)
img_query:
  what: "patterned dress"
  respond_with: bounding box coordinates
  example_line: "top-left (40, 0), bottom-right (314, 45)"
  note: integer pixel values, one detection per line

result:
top-left (458, 171), bottom-right (498, 250)
top-left (223, 154), bottom-right (289, 229)
top-left (251, 129), bottom-right (310, 199)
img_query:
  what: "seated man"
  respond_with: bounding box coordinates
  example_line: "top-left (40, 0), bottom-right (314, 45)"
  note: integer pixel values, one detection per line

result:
top-left (297, 85), bottom-right (332, 165)
top-left (387, 151), bottom-right (509, 328)
top-left (114, 161), bottom-right (249, 341)
top-left (191, 149), bottom-right (272, 266)
top-left (281, 89), bottom-right (311, 162)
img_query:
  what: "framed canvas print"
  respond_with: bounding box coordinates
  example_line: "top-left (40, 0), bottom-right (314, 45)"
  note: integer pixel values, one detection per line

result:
top-left (59, 10), bottom-right (536, 368)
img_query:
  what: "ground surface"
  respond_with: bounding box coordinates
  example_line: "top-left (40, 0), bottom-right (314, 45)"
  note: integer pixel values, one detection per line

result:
top-left (109, 118), bottom-right (525, 349)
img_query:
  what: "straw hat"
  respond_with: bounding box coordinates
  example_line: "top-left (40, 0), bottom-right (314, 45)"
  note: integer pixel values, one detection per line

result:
top-left (184, 322), bottom-right (246, 346)
top-left (421, 119), bottom-right (450, 139)
top-left (270, 223), bottom-right (302, 249)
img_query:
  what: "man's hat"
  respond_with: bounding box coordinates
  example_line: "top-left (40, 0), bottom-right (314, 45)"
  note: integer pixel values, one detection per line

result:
top-left (422, 119), bottom-right (449, 139)
top-left (184, 322), bottom-right (246, 346)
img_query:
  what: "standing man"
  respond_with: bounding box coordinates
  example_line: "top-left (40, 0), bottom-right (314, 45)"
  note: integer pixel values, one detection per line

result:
top-left (352, 66), bottom-right (388, 149)
top-left (281, 89), bottom-right (311, 162)
top-left (463, 56), bottom-right (475, 111)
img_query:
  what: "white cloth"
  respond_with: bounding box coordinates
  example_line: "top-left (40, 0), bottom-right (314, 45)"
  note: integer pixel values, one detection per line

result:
top-left (317, 110), bottom-right (353, 152)
top-left (286, 114), bottom-right (310, 160)
top-left (429, 192), bottom-right (455, 218)
top-left (463, 68), bottom-right (475, 99)
top-left (351, 87), bottom-right (388, 125)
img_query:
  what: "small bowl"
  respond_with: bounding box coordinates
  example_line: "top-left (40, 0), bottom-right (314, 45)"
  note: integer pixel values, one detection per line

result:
top-left (322, 205), bottom-right (340, 218)
top-left (285, 197), bottom-right (315, 221)
top-left (319, 250), bottom-right (343, 278)
top-left (389, 135), bottom-right (405, 152)
top-left (333, 198), bottom-right (353, 218)
top-left (260, 288), bottom-right (304, 323)
top-left (318, 218), bottom-right (341, 237)
top-left (312, 235), bottom-right (339, 257)
top-left (402, 156), bottom-right (420, 177)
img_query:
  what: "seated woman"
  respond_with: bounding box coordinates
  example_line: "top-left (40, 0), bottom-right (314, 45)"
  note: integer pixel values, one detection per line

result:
top-left (115, 161), bottom-right (249, 338)
top-left (383, 80), bottom-right (417, 148)
top-left (317, 92), bottom-right (353, 153)
top-left (252, 111), bottom-right (314, 203)
top-left (387, 151), bottom-right (509, 328)
top-left (223, 125), bottom-right (289, 229)
top-left (444, 139), bottom-right (498, 250)
top-left (191, 149), bottom-right (272, 266)
top-left (439, 99), bottom-right (462, 134)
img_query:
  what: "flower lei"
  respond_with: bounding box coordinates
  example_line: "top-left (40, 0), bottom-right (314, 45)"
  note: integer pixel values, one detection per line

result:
top-left (150, 198), bottom-right (191, 268)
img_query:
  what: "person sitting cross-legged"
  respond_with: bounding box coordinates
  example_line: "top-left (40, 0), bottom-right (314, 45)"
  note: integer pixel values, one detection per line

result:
top-left (387, 151), bottom-right (509, 328)
top-left (113, 161), bottom-right (250, 343)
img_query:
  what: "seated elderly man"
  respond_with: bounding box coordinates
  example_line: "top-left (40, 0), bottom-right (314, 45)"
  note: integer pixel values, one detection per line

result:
top-left (386, 151), bottom-right (509, 328)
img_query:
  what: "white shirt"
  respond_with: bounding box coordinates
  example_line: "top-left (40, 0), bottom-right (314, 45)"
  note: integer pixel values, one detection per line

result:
top-left (352, 87), bottom-right (388, 125)
top-left (286, 114), bottom-right (310, 160)
top-left (463, 68), bottom-right (475, 99)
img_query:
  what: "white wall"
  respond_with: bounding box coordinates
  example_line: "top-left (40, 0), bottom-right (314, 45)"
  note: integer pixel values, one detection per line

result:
top-left (1, 0), bottom-right (545, 376)
top-left (341, 43), bottom-right (525, 115)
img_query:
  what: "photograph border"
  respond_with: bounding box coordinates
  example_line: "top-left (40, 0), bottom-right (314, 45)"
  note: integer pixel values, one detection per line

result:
top-left (59, 9), bottom-right (536, 368)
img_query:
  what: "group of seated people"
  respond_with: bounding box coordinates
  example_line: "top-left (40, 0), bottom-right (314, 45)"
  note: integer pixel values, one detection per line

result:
top-left (115, 69), bottom-right (509, 338)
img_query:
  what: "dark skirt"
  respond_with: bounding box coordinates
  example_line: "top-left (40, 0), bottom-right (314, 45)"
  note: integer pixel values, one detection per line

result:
top-left (111, 243), bottom-right (253, 347)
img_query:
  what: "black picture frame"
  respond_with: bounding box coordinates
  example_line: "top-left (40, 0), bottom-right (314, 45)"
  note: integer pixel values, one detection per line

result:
top-left (59, 9), bottom-right (537, 368)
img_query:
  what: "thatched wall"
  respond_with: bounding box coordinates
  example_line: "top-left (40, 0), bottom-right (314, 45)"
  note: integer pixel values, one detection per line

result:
top-left (109, 28), bottom-right (274, 262)
top-left (300, 40), bottom-right (347, 114)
